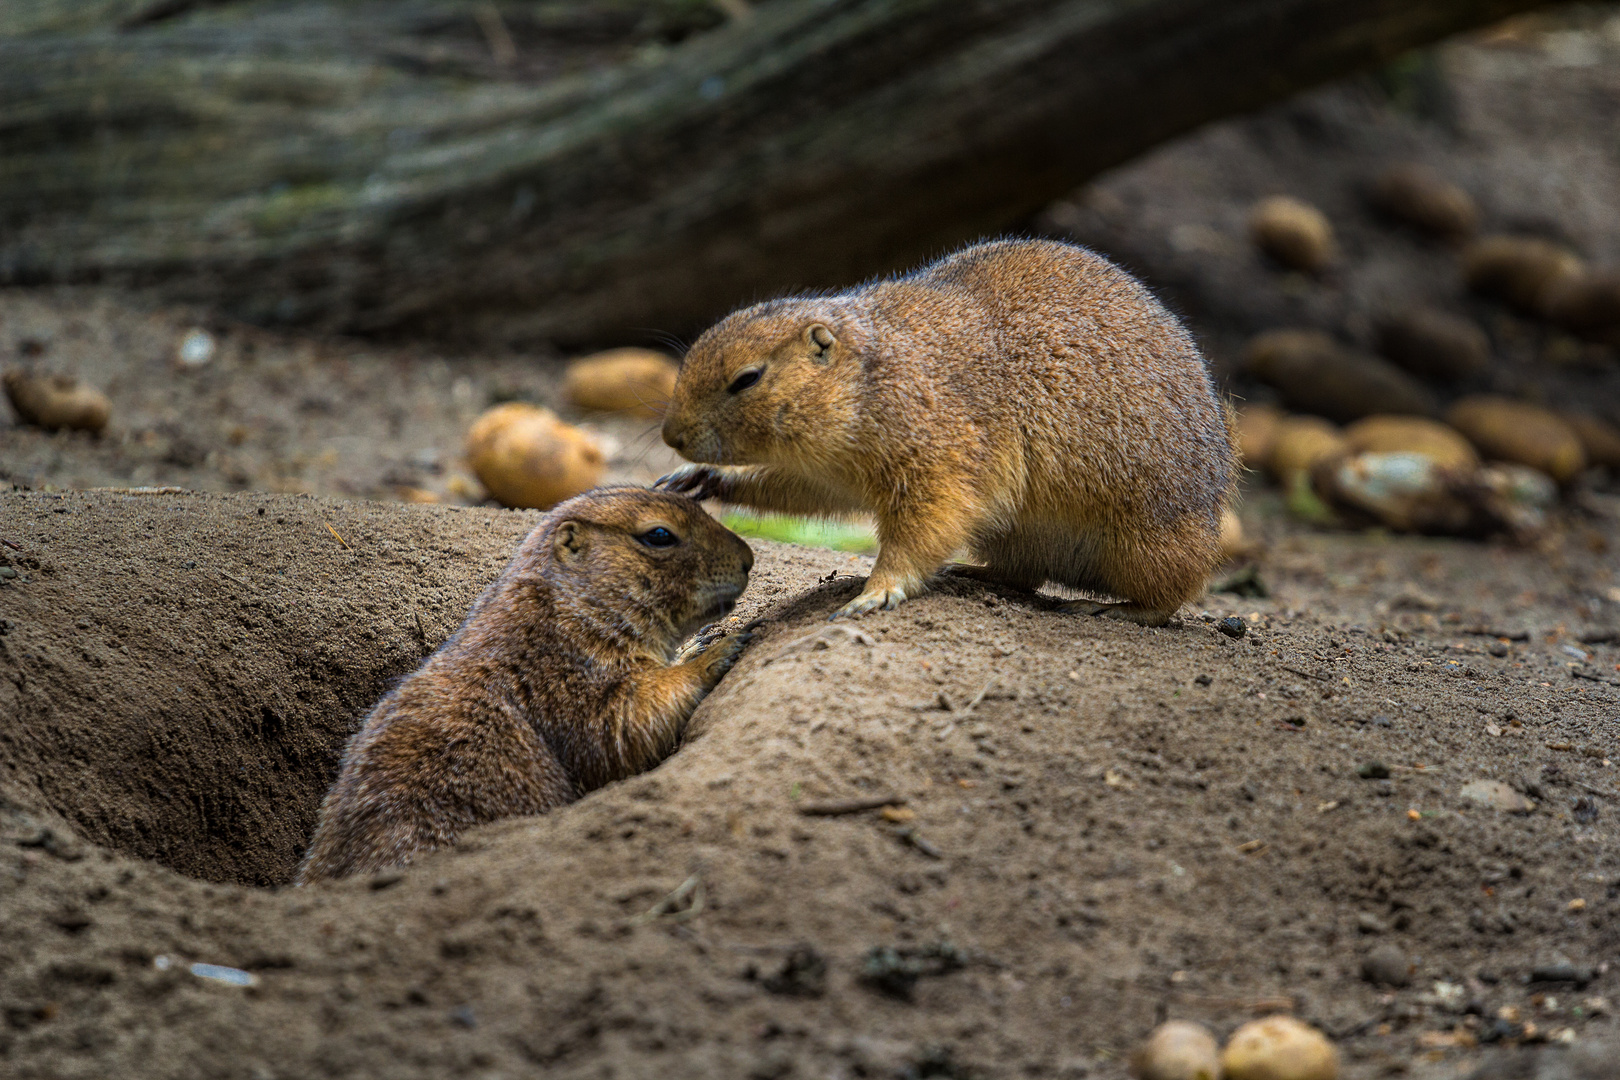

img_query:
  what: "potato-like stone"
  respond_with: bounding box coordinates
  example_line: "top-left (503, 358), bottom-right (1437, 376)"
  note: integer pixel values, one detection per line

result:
top-left (2, 369), bottom-right (111, 433)
top-left (466, 403), bottom-right (605, 509)
top-left (1541, 271), bottom-right (1620, 336)
top-left (1317, 452), bottom-right (1472, 535)
top-left (1218, 507), bottom-right (1248, 563)
top-left (564, 349), bottom-right (680, 419)
top-left (1344, 415), bottom-right (1479, 471)
top-left (1221, 1016), bottom-right (1339, 1080)
top-left (1462, 236), bottom-right (1584, 315)
top-left (1375, 307), bottom-right (1490, 382)
top-left (1368, 164), bottom-right (1478, 238)
top-left (1236, 403), bottom-right (1285, 471)
top-left (1249, 197), bottom-right (1335, 272)
top-left (1446, 395), bottom-right (1585, 485)
top-left (1561, 412), bottom-right (1620, 469)
top-left (1268, 415), bottom-right (1347, 483)
top-left (1246, 330), bottom-right (1435, 423)
top-left (1130, 1020), bottom-right (1221, 1080)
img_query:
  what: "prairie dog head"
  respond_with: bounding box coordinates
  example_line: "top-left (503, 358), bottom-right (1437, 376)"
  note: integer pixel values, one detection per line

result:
top-left (661, 302), bottom-right (862, 467)
top-left (535, 487), bottom-right (754, 648)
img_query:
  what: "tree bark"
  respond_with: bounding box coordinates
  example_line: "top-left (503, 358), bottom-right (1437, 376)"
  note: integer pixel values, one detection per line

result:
top-left (0, 0), bottom-right (1557, 347)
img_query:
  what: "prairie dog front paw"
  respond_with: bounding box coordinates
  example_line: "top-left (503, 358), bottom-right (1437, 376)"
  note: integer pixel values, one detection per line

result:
top-left (654, 464), bottom-right (731, 502)
top-left (695, 630), bottom-right (754, 686)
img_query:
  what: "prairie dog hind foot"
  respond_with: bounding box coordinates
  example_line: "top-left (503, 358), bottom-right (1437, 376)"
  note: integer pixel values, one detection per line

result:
top-left (832, 581), bottom-right (910, 619)
top-left (1060, 599), bottom-right (1176, 628)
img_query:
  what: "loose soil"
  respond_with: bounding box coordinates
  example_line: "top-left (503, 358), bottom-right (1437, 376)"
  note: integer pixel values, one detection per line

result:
top-left (1, 488), bottom-right (1618, 1080)
top-left (4, 13), bottom-right (1620, 1080)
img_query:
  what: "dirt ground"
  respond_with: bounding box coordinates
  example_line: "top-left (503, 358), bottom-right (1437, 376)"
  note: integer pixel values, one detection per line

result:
top-left (5, 11), bottom-right (1620, 1080)
top-left (2, 486), bottom-right (1619, 1080)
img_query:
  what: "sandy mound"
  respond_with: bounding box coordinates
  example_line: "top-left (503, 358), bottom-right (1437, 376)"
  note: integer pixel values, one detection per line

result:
top-left (2, 487), bottom-right (1617, 1078)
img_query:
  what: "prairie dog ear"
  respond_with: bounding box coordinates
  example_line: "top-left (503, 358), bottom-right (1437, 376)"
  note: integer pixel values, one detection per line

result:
top-left (553, 520), bottom-right (586, 560)
top-left (804, 323), bottom-right (835, 361)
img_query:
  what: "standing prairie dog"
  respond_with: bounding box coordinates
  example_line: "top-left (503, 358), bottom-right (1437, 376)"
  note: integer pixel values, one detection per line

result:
top-left (297, 487), bottom-right (754, 884)
top-left (657, 238), bottom-right (1234, 626)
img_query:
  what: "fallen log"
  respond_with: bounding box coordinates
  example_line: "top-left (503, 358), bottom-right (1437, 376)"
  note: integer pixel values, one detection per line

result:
top-left (0, 0), bottom-right (1555, 345)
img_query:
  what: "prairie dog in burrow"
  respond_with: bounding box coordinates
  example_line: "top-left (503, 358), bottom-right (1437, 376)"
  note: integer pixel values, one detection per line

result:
top-left (297, 487), bottom-right (754, 883)
top-left (657, 238), bottom-right (1234, 626)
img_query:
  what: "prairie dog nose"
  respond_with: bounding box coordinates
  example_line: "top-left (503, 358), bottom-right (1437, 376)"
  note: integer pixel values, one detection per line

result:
top-left (661, 418), bottom-right (686, 453)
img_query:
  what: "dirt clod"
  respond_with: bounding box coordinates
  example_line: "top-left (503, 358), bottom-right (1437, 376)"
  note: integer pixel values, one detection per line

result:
top-left (1361, 943), bottom-right (1413, 987)
top-left (760, 945), bottom-right (829, 998)
top-left (859, 942), bottom-right (967, 1001)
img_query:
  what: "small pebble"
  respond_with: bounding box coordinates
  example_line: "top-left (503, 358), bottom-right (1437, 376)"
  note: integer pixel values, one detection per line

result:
top-left (189, 962), bottom-right (257, 987)
top-left (1355, 912), bottom-right (1388, 935)
top-left (177, 328), bottom-right (217, 368)
top-left (1217, 617), bottom-right (1246, 639)
top-left (1530, 963), bottom-right (1594, 988)
top-left (1361, 943), bottom-right (1412, 987)
top-left (1460, 779), bottom-right (1536, 814)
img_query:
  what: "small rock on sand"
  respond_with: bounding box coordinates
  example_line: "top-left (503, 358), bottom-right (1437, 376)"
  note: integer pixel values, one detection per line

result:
top-left (1460, 779), bottom-right (1536, 814)
top-left (1361, 942), bottom-right (1412, 987)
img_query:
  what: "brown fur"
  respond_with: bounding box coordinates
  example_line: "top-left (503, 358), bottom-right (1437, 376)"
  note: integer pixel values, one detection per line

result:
top-left (658, 238), bottom-right (1234, 625)
top-left (296, 487), bottom-right (754, 883)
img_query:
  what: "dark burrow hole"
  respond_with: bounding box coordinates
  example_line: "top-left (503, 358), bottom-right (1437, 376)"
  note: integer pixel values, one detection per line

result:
top-left (5, 668), bottom-right (400, 890)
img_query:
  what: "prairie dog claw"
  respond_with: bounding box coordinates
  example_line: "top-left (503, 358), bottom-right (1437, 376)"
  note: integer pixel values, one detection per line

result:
top-left (653, 464), bottom-right (726, 501)
top-left (832, 584), bottom-right (908, 619)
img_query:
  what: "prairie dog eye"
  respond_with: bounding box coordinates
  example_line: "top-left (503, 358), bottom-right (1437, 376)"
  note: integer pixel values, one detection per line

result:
top-left (727, 368), bottom-right (762, 394)
top-left (638, 527), bottom-right (679, 548)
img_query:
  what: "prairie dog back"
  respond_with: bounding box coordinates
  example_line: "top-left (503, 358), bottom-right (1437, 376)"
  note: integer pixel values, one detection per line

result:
top-left (659, 238), bottom-right (1234, 625)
